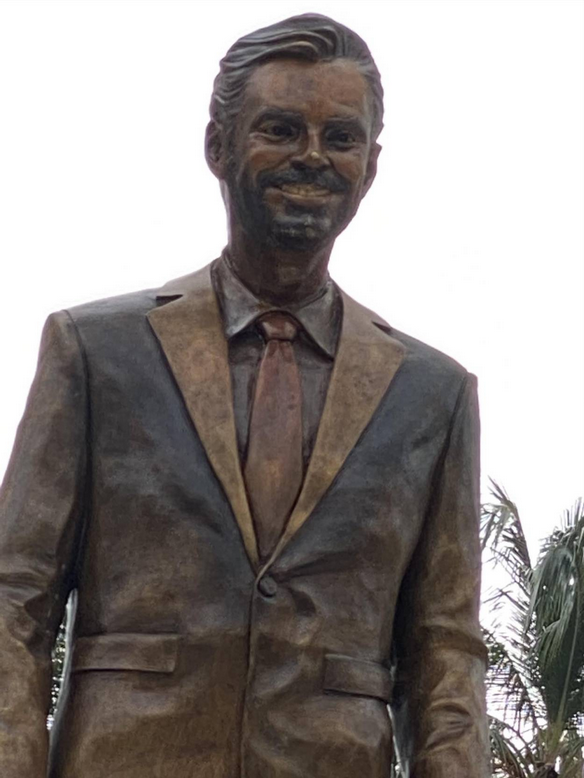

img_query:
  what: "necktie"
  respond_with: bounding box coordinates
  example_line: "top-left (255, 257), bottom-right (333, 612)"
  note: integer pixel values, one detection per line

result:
top-left (244, 312), bottom-right (303, 562)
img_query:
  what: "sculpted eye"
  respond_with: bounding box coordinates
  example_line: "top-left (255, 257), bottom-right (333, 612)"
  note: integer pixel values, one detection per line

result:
top-left (327, 129), bottom-right (358, 149)
top-left (259, 122), bottom-right (297, 141)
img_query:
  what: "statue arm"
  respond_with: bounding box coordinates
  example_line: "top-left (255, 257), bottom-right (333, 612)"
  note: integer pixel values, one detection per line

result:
top-left (0, 311), bottom-right (88, 776)
top-left (390, 373), bottom-right (491, 778)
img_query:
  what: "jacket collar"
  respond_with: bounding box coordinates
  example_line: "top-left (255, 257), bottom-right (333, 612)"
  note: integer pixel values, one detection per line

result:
top-left (212, 254), bottom-right (340, 358)
top-left (147, 262), bottom-right (405, 575)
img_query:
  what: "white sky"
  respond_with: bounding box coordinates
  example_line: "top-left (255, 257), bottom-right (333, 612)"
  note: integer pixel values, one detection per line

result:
top-left (0, 0), bottom-right (582, 560)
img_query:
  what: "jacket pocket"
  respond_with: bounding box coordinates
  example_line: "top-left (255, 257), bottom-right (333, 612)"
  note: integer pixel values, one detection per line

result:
top-left (323, 653), bottom-right (394, 703)
top-left (71, 633), bottom-right (180, 674)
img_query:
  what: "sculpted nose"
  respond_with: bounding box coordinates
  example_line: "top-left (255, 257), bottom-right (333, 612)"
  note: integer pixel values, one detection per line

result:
top-left (291, 132), bottom-right (330, 170)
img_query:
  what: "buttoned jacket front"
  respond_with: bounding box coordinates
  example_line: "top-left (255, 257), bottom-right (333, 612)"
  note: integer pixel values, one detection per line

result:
top-left (0, 262), bottom-right (490, 778)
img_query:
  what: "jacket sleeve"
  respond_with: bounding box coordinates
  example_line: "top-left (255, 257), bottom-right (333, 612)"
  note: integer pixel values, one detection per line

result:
top-left (0, 311), bottom-right (88, 777)
top-left (390, 372), bottom-right (491, 778)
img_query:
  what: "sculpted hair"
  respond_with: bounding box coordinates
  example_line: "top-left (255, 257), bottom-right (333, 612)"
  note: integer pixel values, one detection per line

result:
top-left (210, 13), bottom-right (384, 143)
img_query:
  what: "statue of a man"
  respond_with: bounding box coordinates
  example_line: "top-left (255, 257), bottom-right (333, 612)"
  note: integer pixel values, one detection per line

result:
top-left (0, 13), bottom-right (490, 778)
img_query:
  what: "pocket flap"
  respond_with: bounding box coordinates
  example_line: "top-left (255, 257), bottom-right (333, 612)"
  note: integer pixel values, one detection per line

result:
top-left (323, 653), bottom-right (393, 703)
top-left (71, 633), bottom-right (179, 673)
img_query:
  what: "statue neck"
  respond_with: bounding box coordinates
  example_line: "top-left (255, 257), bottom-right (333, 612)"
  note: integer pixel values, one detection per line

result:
top-left (225, 232), bottom-right (333, 307)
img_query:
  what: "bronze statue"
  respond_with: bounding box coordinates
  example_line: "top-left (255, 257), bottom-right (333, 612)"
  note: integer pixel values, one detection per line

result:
top-left (0, 13), bottom-right (490, 778)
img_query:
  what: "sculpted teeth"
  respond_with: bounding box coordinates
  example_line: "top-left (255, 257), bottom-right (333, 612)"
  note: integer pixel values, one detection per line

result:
top-left (280, 184), bottom-right (329, 196)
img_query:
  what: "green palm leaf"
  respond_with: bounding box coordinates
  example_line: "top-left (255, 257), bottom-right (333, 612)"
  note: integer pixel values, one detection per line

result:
top-left (482, 485), bottom-right (584, 776)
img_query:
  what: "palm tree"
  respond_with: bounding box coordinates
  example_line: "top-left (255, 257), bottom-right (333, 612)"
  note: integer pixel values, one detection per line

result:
top-left (482, 480), bottom-right (584, 777)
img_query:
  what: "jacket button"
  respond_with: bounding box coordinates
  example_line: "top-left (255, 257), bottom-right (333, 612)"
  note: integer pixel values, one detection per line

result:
top-left (257, 575), bottom-right (277, 597)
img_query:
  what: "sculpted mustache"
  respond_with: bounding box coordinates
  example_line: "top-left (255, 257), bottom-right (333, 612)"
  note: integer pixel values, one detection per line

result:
top-left (259, 171), bottom-right (349, 193)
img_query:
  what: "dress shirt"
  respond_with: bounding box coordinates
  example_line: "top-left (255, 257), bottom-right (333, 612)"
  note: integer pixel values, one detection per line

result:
top-left (211, 252), bottom-right (342, 467)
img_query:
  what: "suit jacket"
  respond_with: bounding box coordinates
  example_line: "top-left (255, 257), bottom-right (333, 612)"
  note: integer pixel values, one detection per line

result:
top-left (0, 262), bottom-right (490, 778)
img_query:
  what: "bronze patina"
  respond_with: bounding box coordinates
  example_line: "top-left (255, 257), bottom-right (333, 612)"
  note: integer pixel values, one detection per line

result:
top-left (0, 13), bottom-right (490, 778)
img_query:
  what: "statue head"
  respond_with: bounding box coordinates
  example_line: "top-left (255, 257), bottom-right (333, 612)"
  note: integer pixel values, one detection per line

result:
top-left (205, 13), bottom-right (384, 254)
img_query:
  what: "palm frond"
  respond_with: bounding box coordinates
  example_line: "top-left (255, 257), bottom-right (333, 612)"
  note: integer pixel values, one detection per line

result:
top-left (483, 487), bottom-right (584, 775)
top-left (485, 630), bottom-right (544, 732)
top-left (528, 498), bottom-right (584, 740)
top-left (529, 544), bottom-right (578, 665)
top-left (556, 728), bottom-right (584, 778)
top-left (482, 479), bottom-right (532, 596)
top-left (489, 715), bottom-right (535, 778)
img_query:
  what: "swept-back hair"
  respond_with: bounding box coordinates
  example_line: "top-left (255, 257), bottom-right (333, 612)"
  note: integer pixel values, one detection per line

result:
top-left (210, 13), bottom-right (384, 142)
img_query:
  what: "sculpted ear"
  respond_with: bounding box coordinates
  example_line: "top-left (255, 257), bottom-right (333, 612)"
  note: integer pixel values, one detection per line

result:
top-left (361, 141), bottom-right (381, 198)
top-left (205, 120), bottom-right (226, 179)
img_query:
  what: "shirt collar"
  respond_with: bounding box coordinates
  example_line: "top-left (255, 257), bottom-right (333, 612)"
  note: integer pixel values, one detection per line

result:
top-left (212, 252), bottom-right (340, 358)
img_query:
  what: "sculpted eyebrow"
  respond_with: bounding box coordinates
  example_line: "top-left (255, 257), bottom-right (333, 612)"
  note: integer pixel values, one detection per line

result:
top-left (326, 117), bottom-right (368, 137)
top-left (252, 109), bottom-right (304, 127)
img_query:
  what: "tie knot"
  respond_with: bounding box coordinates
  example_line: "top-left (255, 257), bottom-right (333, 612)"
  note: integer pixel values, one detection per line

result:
top-left (259, 312), bottom-right (299, 342)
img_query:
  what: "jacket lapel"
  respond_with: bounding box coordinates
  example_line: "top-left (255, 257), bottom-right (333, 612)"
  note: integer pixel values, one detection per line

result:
top-left (147, 263), bottom-right (405, 575)
top-left (261, 288), bottom-right (406, 571)
top-left (147, 264), bottom-right (260, 572)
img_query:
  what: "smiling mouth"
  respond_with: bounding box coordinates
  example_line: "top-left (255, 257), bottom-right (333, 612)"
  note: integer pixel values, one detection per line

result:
top-left (277, 184), bottom-right (331, 198)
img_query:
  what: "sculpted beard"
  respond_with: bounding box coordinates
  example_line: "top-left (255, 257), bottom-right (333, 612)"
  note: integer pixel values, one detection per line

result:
top-left (228, 163), bottom-right (352, 251)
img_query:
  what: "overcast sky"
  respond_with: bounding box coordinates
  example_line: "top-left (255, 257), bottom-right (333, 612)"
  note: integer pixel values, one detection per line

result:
top-left (1, 0), bottom-right (582, 559)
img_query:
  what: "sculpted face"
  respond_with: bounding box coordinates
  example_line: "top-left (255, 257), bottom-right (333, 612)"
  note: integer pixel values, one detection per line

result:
top-left (220, 58), bottom-right (379, 251)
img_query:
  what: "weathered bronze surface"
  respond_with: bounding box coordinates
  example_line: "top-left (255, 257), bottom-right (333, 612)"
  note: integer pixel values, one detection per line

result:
top-left (0, 13), bottom-right (490, 778)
